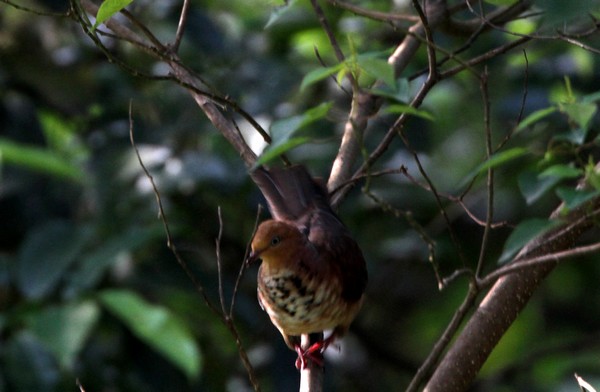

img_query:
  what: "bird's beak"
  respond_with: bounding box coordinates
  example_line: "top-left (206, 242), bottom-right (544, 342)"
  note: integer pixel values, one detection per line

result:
top-left (247, 249), bottom-right (262, 264)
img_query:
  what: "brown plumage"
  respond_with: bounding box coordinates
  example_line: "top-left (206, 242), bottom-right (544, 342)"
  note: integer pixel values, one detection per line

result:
top-left (248, 165), bottom-right (367, 369)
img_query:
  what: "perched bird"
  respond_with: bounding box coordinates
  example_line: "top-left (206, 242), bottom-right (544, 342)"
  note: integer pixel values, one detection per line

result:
top-left (248, 165), bottom-right (367, 369)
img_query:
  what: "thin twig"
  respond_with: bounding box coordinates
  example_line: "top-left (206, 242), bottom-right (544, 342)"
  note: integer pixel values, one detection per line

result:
top-left (216, 207), bottom-right (227, 315)
top-left (363, 188), bottom-right (441, 287)
top-left (480, 241), bottom-right (600, 288)
top-left (1, 0), bottom-right (71, 16)
top-left (229, 205), bottom-right (263, 318)
top-left (327, 0), bottom-right (420, 23)
top-left (310, 0), bottom-right (346, 65)
top-left (497, 49), bottom-right (529, 150)
top-left (172, 0), bottom-right (191, 53)
top-left (128, 103), bottom-right (261, 391)
top-left (475, 68), bottom-right (494, 278)
top-left (129, 103), bottom-right (220, 316)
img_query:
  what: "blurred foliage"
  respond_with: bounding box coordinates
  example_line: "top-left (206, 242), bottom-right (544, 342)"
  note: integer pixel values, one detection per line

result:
top-left (1, 0), bottom-right (600, 391)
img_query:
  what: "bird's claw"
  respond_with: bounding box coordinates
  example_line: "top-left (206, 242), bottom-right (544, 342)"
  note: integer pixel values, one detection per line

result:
top-left (294, 345), bottom-right (324, 369)
top-left (294, 335), bottom-right (338, 369)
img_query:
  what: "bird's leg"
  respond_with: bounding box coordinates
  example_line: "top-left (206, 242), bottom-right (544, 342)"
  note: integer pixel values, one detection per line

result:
top-left (304, 333), bottom-right (336, 357)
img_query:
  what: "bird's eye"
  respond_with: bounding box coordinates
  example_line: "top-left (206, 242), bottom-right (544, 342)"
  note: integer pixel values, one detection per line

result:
top-left (270, 236), bottom-right (281, 246)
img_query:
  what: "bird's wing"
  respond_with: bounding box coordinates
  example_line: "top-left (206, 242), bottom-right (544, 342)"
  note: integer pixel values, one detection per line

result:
top-left (309, 211), bottom-right (368, 303)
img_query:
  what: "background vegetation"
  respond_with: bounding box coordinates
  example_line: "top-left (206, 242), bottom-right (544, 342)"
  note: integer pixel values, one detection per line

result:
top-left (1, 0), bottom-right (600, 391)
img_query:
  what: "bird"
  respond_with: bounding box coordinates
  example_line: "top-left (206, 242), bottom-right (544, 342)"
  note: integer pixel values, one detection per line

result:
top-left (248, 164), bottom-right (367, 369)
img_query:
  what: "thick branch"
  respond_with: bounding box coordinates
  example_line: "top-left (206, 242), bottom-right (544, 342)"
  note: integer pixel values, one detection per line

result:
top-left (329, 0), bottom-right (448, 204)
top-left (424, 191), bottom-right (600, 391)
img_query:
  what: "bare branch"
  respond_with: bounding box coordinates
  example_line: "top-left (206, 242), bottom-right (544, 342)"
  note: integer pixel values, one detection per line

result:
top-left (475, 69), bottom-right (494, 278)
top-left (129, 103), bottom-right (261, 391)
top-left (172, 0), bottom-right (192, 53)
top-left (326, 0), bottom-right (420, 23)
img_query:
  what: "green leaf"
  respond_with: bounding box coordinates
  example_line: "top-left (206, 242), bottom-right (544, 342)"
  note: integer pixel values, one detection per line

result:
top-left (0, 137), bottom-right (85, 182)
top-left (582, 90), bottom-right (600, 103)
top-left (3, 332), bottom-right (60, 392)
top-left (255, 102), bottom-right (332, 166)
top-left (356, 56), bottom-right (396, 88)
top-left (584, 159), bottom-right (600, 190)
top-left (539, 163), bottom-right (582, 180)
top-left (99, 289), bottom-right (202, 379)
top-left (382, 104), bottom-right (435, 121)
top-left (518, 169), bottom-right (561, 205)
top-left (560, 101), bottom-right (597, 130)
top-left (499, 219), bottom-right (560, 264)
top-left (476, 148), bottom-right (529, 173)
top-left (255, 137), bottom-right (310, 167)
top-left (300, 64), bottom-right (344, 91)
top-left (64, 225), bottom-right (163, 296)
top-left (94, 0), bottom-right (134, 28)
top-left (518, 164), bottom-right (583, 204)
top-left (515, 107), bottom-right (557, 132)
top-left (25, 301), bottom-right (100, 369)
top-left (462, 148), bottom-right (529, 188)
top-left (369, 78), bottom-right (410, 103)
top-left (556, 186), bottom-right (600, 211)
top-left (16, 221), bottom-right (92, 299)
top-left (265, 0), bottom-right (299, 28)
top-left (38, 110), bottom-right (88, 163)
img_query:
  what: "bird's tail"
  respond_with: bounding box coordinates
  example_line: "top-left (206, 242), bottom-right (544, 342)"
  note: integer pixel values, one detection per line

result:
top-left (250, 165), bottom-right (330, 221)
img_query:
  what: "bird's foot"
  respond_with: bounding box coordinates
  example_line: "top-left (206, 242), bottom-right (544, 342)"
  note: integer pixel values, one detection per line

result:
top-left (294, 335), bottom-right (336, 370)
top-left (294, 345), bottom-right (324, 369)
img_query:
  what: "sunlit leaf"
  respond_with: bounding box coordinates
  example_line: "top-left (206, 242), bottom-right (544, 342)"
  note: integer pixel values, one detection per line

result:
top-left (515, 107), bottom-right (557, 132)
top-left (382, 104), bottom-right (435, 121)
top-left (357, 56), bottom-right (395, 88)
top-left (560, 101), bottom-right (597, 130)
top-left (479, 148), bottom-right (529, 172)
top-left (463, 148), bottom-right (529, 187)
top-left (255, 102), bottom-right (332, 166)
top-left (0, 137), bottom-right (85, 182)
top-left (539, 163), bottom-right (582, 180)
top-left (38, 110), bottom-right (88, 162)
top-left (94, 0), bottom-right (134, 28)
top-left (499, 219), bottom-right (560, 264)
top-left (255, 137), bottom-right (310, 167)
top-left (300, 64), bottom-right (343, 91)
top-left (265, 0), bottom-right (299, 28)
top-left (99, 289), bottom-right (202, 379)
top-left (25, 301), bottom-right (100, 369)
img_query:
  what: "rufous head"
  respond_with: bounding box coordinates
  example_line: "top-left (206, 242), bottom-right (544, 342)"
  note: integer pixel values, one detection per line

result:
top-left (248, 220), bottom-right (303, 267)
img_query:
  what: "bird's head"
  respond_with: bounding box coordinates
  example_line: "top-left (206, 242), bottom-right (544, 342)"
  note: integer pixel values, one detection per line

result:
top-left (248, 220), bottom-right (303, 267)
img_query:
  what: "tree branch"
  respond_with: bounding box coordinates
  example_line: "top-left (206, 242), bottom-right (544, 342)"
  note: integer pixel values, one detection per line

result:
top-left (423, 184), bottom-right (600, 391)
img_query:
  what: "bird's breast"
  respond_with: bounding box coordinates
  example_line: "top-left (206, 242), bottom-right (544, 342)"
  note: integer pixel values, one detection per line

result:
top-left (258, 266), bottom-right (348, 335)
